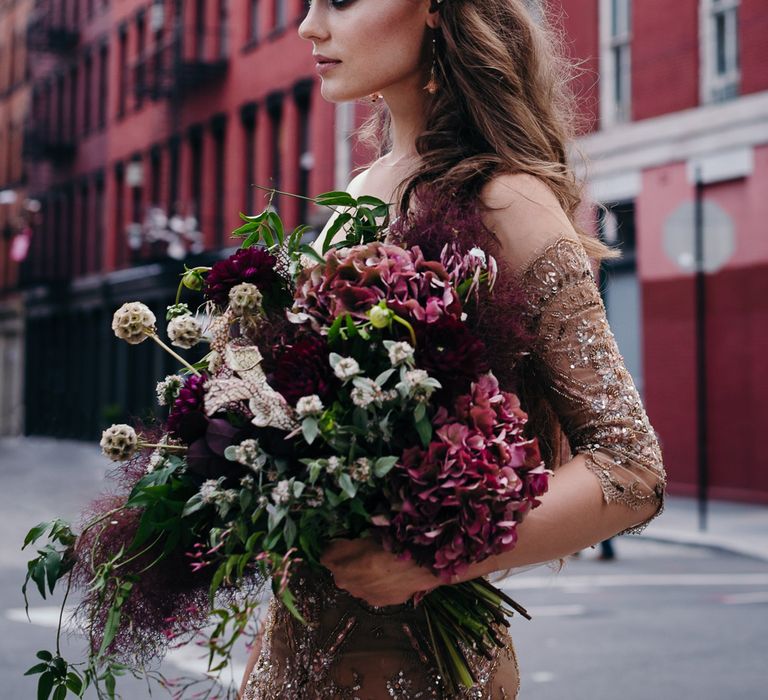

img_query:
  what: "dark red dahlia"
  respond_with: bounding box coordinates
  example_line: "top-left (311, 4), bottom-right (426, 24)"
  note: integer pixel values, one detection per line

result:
top-left (268, 334), bottom-right (337, 407)
top-left (204, 247), bottom-right (281, 306)
top-left (415, 315), bottom-right (490, 388)
top-left (166, 373), bottom-right (208, 443)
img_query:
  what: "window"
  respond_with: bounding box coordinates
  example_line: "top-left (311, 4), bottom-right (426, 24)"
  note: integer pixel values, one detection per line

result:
top-left (266, 92), bottom-right (283, 204)
top-left (188, 125), bottom-right (203, 225)
top-left (69, 65), bottom-right (78, 140)
top-left (98, 44), bottom-right (108, 129)
top-left (274, 0), bottom-right (286, 32)
top-left (249, 0), bottom-right (260, 41)
top-left (117, 26), bottom-right (127, 118)
top-left (600, 0), bottom-right (632, 127)
top-left (700, 0), bottom-right (740, 103)
top-left (294, 80), bottom-right (312, 225)
top-left (211, 115), bottom-right (227, 247)
top-left (168, 135), bottom-right (180, 215)
top-left (219, 0), bottom-right (229, 58)
top-left (240, 103), bottom-right (257, 214)
top-left (83, 51), bottom-right (92, 134)
top-left (136, 11), bottom-right (146, 110)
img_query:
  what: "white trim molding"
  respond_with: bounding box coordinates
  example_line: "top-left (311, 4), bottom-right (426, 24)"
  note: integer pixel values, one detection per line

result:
top-left (574, 89), bottom-right (768, 182)
top-left (686, 146), bottom-right (754, 185)
top-left (699, 0), bottom-right (741, 105)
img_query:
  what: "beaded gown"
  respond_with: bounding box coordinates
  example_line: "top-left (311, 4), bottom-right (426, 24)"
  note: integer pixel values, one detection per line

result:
top-left (243, 233), bottom-right (667, 699)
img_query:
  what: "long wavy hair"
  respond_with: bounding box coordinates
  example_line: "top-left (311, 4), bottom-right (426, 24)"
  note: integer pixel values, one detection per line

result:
top-left (359, 0), bottom-right (617, 264)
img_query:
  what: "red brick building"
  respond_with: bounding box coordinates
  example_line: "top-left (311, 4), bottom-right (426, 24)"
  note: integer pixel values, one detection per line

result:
top-left (1, 0), bottom-right (766, 502)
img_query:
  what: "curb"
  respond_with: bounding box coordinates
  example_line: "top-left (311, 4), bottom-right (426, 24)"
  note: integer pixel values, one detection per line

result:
top-left (632, 531), bottom-right (768, 563)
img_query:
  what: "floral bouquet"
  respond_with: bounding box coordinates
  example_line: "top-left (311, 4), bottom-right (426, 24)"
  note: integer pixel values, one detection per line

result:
top-left (22, 190), bottom-right (550, 699)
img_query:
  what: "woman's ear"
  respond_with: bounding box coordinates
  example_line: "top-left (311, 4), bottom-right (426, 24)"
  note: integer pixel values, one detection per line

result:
top-left (426, 0), bottom-right (442, 29)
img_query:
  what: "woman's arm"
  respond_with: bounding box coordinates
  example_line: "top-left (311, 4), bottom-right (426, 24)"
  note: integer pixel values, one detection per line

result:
top-left (237, 619), bottom-right (266, 699)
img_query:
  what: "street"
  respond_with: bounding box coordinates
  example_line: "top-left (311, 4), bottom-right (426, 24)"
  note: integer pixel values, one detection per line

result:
top-left (1, 437), bottom-right (766, 699)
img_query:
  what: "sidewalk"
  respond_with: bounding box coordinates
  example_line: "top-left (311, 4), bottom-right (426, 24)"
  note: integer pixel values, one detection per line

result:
top-left (636, 495), bottom-right (768, 562)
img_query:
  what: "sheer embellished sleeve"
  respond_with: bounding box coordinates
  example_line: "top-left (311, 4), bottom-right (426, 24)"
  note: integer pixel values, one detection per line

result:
top-left (516, 236), bottom-right (666, 534)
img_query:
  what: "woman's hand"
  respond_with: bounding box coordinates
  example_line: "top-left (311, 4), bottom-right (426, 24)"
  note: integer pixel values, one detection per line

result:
top-left (320, 538), bottom-right (444, 607)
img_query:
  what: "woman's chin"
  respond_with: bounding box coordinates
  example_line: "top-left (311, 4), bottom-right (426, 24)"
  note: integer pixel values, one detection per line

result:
top-left (319, 80), bottom-right (367, 104)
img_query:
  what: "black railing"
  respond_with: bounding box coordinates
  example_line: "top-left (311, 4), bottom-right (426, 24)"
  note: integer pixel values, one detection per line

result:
top-left (22, 126), bottom-right (76, 162)
top-left (26, 13), bottom-right (79, 53)
top-left (132, 30), bottom-right (229, 102)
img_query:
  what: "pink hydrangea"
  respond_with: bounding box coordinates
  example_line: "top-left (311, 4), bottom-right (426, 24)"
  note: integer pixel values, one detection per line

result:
top-left (291, 242), bottom-right (463, 331)
top-left (381, 373), bottom-right (549, 581)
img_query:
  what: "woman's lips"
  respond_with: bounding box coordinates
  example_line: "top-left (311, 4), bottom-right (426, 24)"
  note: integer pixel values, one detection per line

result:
top-left (314, 54), bottom-right (342, 75)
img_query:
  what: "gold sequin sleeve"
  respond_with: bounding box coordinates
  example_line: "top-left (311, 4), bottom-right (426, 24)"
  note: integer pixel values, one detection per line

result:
top-left (517, 236), bottom-right (666, 534)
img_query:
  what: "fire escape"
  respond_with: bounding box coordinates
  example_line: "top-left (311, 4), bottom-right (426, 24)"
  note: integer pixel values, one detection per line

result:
top-left (23, 1), bottom-right (79, 163)
top-left (131, 4), bottom-right (230, 106)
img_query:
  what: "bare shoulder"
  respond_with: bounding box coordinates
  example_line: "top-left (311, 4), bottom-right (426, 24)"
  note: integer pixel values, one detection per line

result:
top-left (479, 173), bottom-right (580, 272)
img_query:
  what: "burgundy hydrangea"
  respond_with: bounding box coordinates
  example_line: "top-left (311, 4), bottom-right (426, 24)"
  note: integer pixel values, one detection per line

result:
top-left (291, 242), bottom-right (462, 331)
top-left (379, 373), bottom-right (549, 582)
top-left (415, 314), bottom-right (490, 392)
top-left (166, 373), bottom-right (208, 443)
top-left (268, 334), bottom-right (337, 407)
top-left (204, 247), bottom-right (281, 306)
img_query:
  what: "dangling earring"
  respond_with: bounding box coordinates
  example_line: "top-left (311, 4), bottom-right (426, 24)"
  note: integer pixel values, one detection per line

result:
top-left (424, 32), bottom-right (438, 95)
top-left (369, 92), bottom-right (383, 103)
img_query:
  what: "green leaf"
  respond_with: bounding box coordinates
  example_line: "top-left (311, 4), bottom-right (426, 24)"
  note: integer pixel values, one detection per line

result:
top-left (98, 603), bottom-right (124, 658)
top-left (283, 517), bottom-right (297, 548)
top-left (209, 563), bottom-right (227, 601)
top-left (44, 548), bottom-right (62, 593)
top-left (266, 211), bottom-right (285, 246)
top-left (31, 558), bottom-right (47, 599)
top-left (338, 473), bottom-right (357, 499)
top-left (415, 416), bottom-right (433, 448)
top-left (36, 650), bottom-right (53, 662)
top-left (23, 521), bottom-right (51, 549)
top-left (103, 670), bottom-right (116, 699)
top-left (356, 195), bottom-right (388, 208)
top-left (301, 417), bottom-right (319, 445)
top-left (37, 671), bottom-right (54, 700)
top-left (278, 586), bottom-right (307, 625)
top-left (52, 685), bottom-right (66, 700)
top-left (327, 313), bottom-right (346, 346)
top-left (24, 663), bottom-right (48, 676)
top-left (374, 456), bottom-right (398, 478)
top-left (414, 402), bottom-right (426, 422)
top-left (315, 191), bottom-right (358, 207)
top-left (322, 212), bottom-right (353, 253)
top-left (65, 672), bottom-right (82, 695)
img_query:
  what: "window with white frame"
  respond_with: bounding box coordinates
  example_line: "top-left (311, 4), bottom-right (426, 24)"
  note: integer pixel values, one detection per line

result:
top-left (599, 0), bottom-right (632, 127)
top-left (700, 0), bottom-right (740, 103)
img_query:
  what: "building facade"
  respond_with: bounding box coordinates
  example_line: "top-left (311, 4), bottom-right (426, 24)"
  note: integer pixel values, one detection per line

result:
top-left (2, 0), bottom-right (767, 500)
top-left (562, 0), bottom-right (768, 502)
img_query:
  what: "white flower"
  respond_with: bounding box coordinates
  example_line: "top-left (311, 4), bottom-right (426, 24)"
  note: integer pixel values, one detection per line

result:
top-left (233, 439), bottom-right (267, 471)
top-left (404, 369), bottom-right (430, 388)
top-left (350, 377), bottom-right (384, 408)
top-left (111, 302), bottom-right (156, 344)
top-left (156, 375), bottom-right (183, 406)
top-left (296, 394), bottom-right (324, 418)
top-left (271, 479), bottom-right (292, 506)
top-left (387, 341), bottom-right (415, 367)
top-left (240, 474), bottom-right (255, 490)
top-left (146, 450), bottom-right (165, 473)
top-left (326, 456), bottom-right (342, 474)
top-left (167, 314), bottom-right (204, 349)
top-left (200, 479), bottom-right (221, 504)
top-left (228, 282), bottom-right (263, 316)
top-left (331, 355), bottom-right (361, 381)
top-left (350, 458), bottom-right (372, 483)
top-left (468, 247), bottom-right (487, 267)
top-left (100, 424), bottom-right (139, 462)
top-left (223, 489), bottom-right (239, 505)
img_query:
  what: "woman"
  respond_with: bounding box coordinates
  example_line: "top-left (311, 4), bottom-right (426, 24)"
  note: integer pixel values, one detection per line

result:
top-left (241, 1), bottom-right (666, 697)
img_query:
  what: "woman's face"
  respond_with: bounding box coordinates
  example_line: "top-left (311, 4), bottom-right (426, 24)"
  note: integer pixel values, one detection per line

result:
top-left (299, 0), bottom-right (434, 103)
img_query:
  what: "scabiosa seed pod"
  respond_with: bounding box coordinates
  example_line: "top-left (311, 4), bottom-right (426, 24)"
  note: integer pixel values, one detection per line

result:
top-left (228, 282), bottom-right (263, 316)
top-left (112, 302), bottom-right (156, 345)
top-left (167, 314), bottom-right (204, 349)
top-left (100, 424), bottom-right (139, 462)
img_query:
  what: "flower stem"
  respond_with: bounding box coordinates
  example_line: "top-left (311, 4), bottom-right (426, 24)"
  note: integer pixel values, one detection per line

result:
top-left (392, 314), bottom-right (417, 347)
top-left (146, 332), bottom-right (201, 375)
top-left (138, 442), bottom-right (187, 452)
top-left (56, 570), bottom-right (74, 656)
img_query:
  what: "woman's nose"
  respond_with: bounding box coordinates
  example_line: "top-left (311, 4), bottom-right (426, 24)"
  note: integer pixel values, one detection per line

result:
top-left (298, 3), bottom-right (329, 43)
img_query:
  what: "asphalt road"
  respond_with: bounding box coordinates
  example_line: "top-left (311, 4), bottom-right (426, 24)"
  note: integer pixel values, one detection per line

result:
top-left (2, 437), bottom-right (766, 699)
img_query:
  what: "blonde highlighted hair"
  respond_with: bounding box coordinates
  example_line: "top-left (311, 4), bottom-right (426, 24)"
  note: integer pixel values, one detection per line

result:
top-left (358, 0), bottom-right (617, 262)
